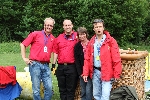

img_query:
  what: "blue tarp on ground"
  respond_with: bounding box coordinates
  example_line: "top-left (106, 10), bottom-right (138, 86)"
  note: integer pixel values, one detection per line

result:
top-left (0, 82), bottom-right (22, 100)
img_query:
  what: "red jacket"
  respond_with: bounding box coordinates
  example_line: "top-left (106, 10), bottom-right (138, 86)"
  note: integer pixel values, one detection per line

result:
top-left (0, 66), bottom-right (16, 88)
top-left (83, 31), bottom-right (122, 81)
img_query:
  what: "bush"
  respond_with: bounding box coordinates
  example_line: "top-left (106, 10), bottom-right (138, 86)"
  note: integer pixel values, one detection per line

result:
top-left (0, 0), bottom-right (149, 46)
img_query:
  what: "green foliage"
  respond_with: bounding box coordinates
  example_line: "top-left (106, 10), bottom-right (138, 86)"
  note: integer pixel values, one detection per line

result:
top-left (142, 1), bottom-right (150, 45)
top-left (17, 0), bottom-right (54, 38)
top-left (0, 0), bottom-right (149, 46)
top-left (0, 1), bottom-right (26, 42)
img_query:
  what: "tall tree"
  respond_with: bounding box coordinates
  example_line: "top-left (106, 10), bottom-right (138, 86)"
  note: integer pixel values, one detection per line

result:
top-left (0, 0), bottom-right (149, 46)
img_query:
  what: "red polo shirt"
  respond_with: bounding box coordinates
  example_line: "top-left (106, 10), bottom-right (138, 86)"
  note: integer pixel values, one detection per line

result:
top-left (22, 30), bottom-right (55, 63)
top-left (53, 31), bottom-right (78, 63)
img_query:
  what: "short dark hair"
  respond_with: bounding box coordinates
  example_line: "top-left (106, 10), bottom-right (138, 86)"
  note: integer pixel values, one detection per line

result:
top-left (93, 19), bottom-right (105, 27)
top-left (77, 27), bottom-right (89, 38)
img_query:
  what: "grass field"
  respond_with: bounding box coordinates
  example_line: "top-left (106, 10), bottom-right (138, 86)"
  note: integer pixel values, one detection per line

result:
top-left (0, 42), bottom-right (60, 100)
top-left (0, 53), bottom-right (60, 100)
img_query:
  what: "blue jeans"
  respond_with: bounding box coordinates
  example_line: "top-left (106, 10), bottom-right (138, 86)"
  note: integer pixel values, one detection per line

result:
top-left (92, 69), bottom-right (112, 100)
top-left (79, 76), bottom-right (93, 100)
top-left (29, 61), bottom-right (52, 100)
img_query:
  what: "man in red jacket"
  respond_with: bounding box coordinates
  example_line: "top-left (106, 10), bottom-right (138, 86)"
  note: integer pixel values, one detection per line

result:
top-left (83, 19), bottom-right (122, 100)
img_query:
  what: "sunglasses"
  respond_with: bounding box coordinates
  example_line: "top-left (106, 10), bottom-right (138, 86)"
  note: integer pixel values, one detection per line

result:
top-left (93, 19), bottom-right (104, 24)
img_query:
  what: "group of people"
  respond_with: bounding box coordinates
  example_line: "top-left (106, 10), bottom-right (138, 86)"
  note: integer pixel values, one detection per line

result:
top-left (20, 17), bottom-right (122, 100)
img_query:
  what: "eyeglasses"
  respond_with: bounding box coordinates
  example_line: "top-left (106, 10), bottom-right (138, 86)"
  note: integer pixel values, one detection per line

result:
top-left (93, 19), bottom-right (104, 24)
top-left (45, 24), bottom-right (53, 27)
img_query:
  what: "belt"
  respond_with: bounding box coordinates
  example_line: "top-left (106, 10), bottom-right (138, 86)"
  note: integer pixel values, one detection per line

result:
top-left (34, 60), bottom-right (49, 64)
top-left (58, 63), bottom-right (75, 65)
top-left (94, 66), bottom-right (101, 71)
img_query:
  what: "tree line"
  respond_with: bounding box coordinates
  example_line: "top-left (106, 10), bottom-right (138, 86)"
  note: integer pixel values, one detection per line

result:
top-left (0, 0), bottom-right (150, 46)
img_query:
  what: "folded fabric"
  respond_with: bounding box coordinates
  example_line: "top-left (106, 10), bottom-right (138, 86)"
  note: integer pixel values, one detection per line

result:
top-left (110, 85), bottom-right (138, 100)
top-left (0, 82), bottom-right (22, 100)
top-left (0, 66), bottom-right (16, 88)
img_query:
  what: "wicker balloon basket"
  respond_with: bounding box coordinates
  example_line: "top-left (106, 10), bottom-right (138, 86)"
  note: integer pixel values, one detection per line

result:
top-left (74, 50), bottom-right (148, 100)
top-left (112, 50), bottom-right (148, 100)
top-left (74, 80), bottom-right (81, 100)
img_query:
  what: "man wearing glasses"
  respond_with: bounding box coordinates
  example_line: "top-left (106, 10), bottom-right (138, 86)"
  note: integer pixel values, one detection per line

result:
top-left (20, 17), bottom-right (55, 100)
top-left (83, 19), bottom-right (122, 100)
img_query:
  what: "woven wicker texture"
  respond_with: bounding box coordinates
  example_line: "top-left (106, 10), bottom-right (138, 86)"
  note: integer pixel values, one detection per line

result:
top-left (112, 58), bottom-right (146, 100)
top-left (74, 80), bottom-right (81, 100)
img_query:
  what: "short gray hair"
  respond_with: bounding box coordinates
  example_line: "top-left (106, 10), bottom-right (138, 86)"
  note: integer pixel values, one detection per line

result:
top-left (44, 17), bottom-right (55, 24)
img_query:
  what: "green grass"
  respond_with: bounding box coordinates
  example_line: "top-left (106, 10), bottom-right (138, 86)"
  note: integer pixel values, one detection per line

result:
top-left (120, 42), bottom-right (150, 52)
top-left (0, 53), bottom-right (60, 100)
top-left (0, 53), bottom-right (26, 71)
top-left (0, 42), bottom-right (60, 100)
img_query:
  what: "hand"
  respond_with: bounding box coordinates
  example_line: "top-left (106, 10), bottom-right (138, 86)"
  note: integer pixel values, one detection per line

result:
top-left (51, 64), bottom-right (56, 75)
top-left (23, 58), bottom-right (32, 65)
top-left (83, 76), bottom-right (88, 82)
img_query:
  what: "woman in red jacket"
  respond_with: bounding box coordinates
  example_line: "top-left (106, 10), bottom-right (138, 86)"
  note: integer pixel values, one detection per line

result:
top-left (83, 19), bottom-right (122, 100)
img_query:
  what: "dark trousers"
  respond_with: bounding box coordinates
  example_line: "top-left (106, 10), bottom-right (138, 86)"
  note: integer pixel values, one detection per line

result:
top-left (56, 64), bottom-right (78, 100)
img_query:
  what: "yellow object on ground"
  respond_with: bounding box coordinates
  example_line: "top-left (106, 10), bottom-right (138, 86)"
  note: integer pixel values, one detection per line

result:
top-left (145, 53), bottom-right (150, 80)
top-left (52, 67), bottom-right (56, 75)
top-left (16, 72), bottom-right (44, 99)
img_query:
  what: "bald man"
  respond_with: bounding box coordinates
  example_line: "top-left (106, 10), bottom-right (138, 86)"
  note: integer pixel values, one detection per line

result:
top-left (52, 19), bottom-right (78, 100)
